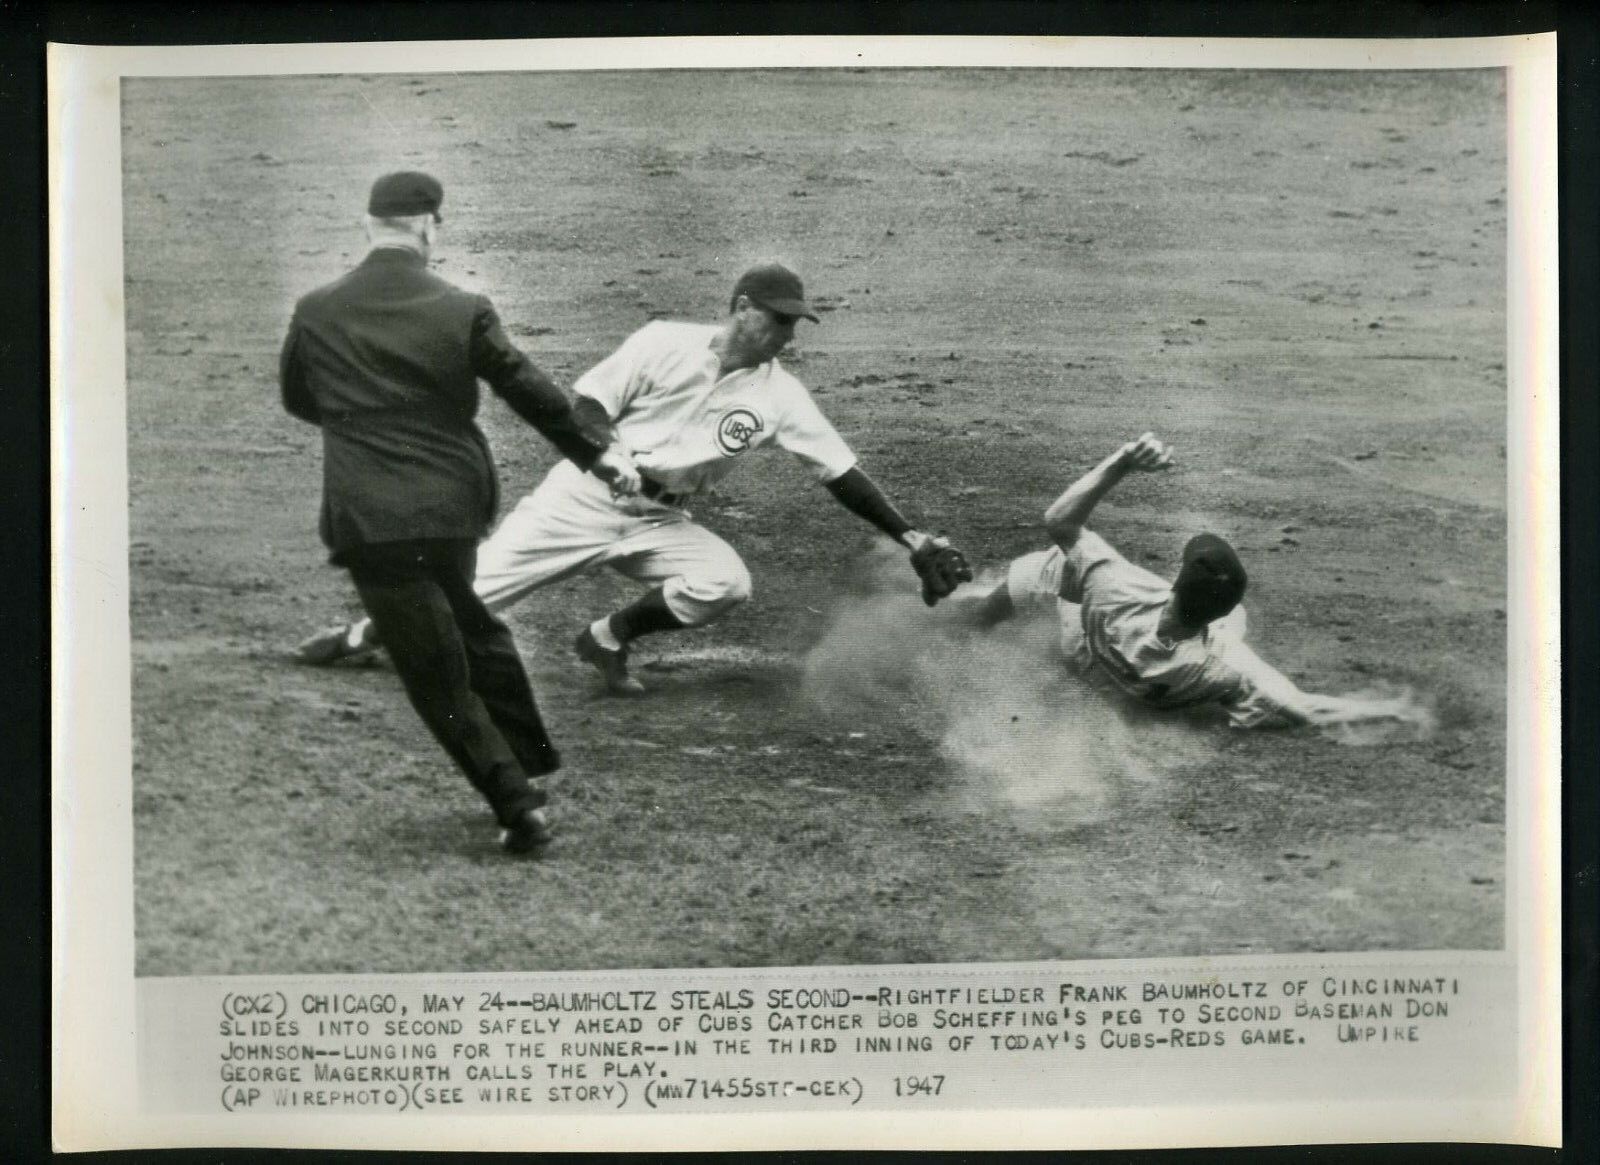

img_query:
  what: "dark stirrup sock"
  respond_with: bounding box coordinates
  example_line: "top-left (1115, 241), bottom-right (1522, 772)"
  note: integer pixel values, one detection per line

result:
top-left (608, 586), bottom-right (689, 644)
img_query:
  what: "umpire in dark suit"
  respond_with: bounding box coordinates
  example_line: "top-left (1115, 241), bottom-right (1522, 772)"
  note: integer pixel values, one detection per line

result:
top-left (281, 171), bottom-right (639, 854)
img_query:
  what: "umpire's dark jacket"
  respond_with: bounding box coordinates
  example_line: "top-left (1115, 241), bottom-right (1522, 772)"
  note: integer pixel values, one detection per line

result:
top-left (280, 246), bottom-right (600, 561)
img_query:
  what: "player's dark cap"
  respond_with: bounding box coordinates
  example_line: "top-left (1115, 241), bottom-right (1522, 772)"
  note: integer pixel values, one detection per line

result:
top-left (1173, 533), bottom-right (1248, 626)
top-left (367, 171), bottom-right (445, 221)
top-left (730, 262), bottom-right (820, 323)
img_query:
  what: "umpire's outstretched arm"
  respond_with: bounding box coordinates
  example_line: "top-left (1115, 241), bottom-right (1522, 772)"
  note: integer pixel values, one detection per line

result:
top-left (469, 300), bottom-right (602, 471)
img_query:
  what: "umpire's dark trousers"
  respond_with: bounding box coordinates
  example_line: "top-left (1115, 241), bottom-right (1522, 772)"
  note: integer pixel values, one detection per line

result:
top-left (343, 538), bottom-right (557, 827)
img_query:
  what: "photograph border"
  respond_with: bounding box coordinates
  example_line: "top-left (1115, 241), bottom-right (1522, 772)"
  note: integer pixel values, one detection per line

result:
top-left (50, 31), bottom-right (1561, 1154)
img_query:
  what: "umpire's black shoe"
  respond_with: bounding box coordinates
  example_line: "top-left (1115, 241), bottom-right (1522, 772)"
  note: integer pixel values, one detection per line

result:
top-left (500, 807), bottom-right (554, 855)
top-left (574, 627), bottom-right (646, 696)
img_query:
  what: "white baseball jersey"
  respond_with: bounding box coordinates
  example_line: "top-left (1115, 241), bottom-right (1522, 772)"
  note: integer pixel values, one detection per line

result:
top-left (573, 321), bottom-right (858, 496)
top-left (1009, 533), bottom-right (1311, 729)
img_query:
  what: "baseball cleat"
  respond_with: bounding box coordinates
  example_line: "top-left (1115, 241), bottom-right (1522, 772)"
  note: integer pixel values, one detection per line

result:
top-left (294, 622), bottom-right (378, 666)
top-left (574, 627), bottom-right (646, 696)
top-left (500, 807), bottom-right (554, 855)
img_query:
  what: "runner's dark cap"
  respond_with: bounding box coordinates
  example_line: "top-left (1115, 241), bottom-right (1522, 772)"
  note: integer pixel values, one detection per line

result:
top-left (368, 171), bottom-right (444, 221)
top-left (1173, 533), bottom-right (1248, 626)
top-left (730, 263), bottom-right (820, 322)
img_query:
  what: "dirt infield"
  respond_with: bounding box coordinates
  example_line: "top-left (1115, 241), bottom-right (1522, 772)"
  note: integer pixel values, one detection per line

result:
top-left (123, 68), bottom-right (1506, 975)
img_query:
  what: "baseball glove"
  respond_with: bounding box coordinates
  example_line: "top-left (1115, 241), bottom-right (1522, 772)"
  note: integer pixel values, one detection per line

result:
top-left (909, 535), bottom-right (973, 607)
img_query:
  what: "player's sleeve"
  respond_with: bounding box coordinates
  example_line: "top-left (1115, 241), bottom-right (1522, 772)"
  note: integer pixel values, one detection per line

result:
top-left (279, 314), bottom-right (320, 424)
top-left (1207, 639), bottom-right (1316, 729)
top-left (775, 378), bottom-right (858, 481)
top-left (572, 325), bottom-right (653, 419)
top-left (1055, 529), bottom-right (1123, 603)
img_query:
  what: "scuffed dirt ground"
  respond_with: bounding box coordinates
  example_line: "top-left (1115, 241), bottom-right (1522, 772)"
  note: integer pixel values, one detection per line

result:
top-left (122, 68), bottom-right (1506, 974)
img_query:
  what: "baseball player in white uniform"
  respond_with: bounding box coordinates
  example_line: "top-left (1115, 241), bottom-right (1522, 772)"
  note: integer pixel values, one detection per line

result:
top-left (298, 262), bottom-right (972, 692)
top-left (968, 433), bottom-right (1417, 729)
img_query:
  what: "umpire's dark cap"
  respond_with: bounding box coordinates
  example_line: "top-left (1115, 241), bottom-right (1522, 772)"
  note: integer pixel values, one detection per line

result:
top-left (731, 262), bottom-right (820, 323)
top-left (368, 171), bottom-right (445, 221)
top-left (1173, 533), bottom-right (1247, 626)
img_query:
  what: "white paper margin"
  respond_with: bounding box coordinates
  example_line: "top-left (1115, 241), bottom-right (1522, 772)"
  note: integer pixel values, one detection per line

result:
top-left (50, 33), bottom-right (1562, 1152)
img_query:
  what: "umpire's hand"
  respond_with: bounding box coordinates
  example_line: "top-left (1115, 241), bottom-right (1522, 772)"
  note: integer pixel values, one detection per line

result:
top-left (593, 445), bottom-right (643, 497)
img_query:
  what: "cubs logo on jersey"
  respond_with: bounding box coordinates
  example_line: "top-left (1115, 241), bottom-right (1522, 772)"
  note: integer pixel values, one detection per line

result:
top-left (715, 406), bottom-right (764, 457)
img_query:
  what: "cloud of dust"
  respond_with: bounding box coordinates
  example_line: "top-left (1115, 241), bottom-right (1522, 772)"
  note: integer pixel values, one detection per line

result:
top-left (801, 547), bottom-right (1212, 829)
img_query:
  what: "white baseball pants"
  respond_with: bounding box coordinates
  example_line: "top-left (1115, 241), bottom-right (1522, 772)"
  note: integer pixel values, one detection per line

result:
top-left (473, 460), bottom-right (753, 627)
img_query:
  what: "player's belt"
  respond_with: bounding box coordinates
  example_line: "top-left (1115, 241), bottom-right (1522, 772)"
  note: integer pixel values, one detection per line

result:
top-left (638, 476), bottom-right (687, 507)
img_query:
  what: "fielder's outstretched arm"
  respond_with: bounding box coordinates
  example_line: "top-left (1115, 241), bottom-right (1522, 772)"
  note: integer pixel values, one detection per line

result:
top-left (1044, 433), bottom-right (1172, 552)
top-left (824, 467), bottom-right (973, 605)
top-left (823, 466), bottom-right (916, 542)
